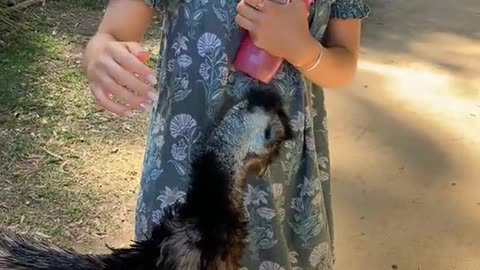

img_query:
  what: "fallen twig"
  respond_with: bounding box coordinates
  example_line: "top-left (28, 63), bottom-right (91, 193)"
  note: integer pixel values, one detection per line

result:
top-left (41, 147), bottom-right (64, 161)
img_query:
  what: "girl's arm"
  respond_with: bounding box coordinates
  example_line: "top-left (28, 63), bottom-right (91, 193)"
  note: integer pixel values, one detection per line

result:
top-left (290, 18), bottom-right (362, 89)
top-left (235, 0), bottom-right (369, 89)
top-left (90, 0), bottom-right (155, 44)
top-left (83, 0), bottom-right (157, 117)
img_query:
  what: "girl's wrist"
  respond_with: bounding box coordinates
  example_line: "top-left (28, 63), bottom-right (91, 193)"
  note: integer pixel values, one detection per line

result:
top-left (284, 36), bottom-right (321, 69)
top-left (295, 42), bottom-right (323, 73)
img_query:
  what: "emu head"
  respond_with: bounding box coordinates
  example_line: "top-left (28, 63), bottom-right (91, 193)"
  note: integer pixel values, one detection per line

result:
top-left (204, 88), bottom-right (293, 178)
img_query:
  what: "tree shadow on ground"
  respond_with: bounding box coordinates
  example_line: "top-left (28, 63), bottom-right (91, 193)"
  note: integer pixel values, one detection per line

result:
top-left (361, 0), bottom-right (480, 98)
top-left (325, 70), bottom-right (457, 187)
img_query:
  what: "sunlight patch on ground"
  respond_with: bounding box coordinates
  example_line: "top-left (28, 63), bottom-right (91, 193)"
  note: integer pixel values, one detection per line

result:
top-left (358, 58), bottom-right (480, 145)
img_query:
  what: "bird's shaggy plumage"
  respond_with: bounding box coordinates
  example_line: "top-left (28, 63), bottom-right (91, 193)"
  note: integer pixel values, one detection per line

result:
top-left (0, 87), bottom-right (293, 270)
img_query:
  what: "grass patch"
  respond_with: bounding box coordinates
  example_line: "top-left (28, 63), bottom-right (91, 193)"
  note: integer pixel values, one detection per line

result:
top-left (0, 0), bottom-right (162, 250)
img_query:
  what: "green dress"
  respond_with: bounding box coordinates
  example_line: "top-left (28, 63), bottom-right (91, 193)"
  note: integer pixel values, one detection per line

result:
top-left (135, 0), bottom-right (369, 269)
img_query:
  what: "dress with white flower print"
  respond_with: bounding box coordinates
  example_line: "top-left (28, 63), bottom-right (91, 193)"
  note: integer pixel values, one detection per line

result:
top-left (136, 0), bottom-right (370, 269)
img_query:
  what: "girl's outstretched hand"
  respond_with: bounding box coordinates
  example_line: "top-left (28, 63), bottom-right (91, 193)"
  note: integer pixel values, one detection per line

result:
top-left (84, 34), bottom-right (157, 117)
top-left (235, 0), bottom-right (316, 67)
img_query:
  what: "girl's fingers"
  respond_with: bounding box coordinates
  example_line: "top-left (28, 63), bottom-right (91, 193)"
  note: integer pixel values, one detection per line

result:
top-left (244, 0), bottom-right (262, 8)
top-left (244, 0), bottom-right (283, 10)
top-left (107, 42), bottom-right (157, 86)
top-left (124, 42), bottom-right (149, 60)
top-left (236, 0), bottom-right (262, 21)
top-left (133, 49), bottom-right (151, 63)
top-left (97, 66), bottom-right (151, 111)
top-left (88, 41), bottom-right (158, 116)
top-left (125, 42), bottom-right (152, 68)
top-left (91, 83), bottom-right (133, 117)
top-left (235, 14), bottom-right (256, 32)
top-left (106, 57), bottom-right (157, 102)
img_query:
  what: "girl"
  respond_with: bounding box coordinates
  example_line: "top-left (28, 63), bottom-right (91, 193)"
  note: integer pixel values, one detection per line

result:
top-left (82, 0), bottom-right (369, 268)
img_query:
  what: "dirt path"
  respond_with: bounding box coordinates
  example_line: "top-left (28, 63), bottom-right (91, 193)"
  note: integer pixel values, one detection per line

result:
top-left (325, 0), bottom-right (480, 269)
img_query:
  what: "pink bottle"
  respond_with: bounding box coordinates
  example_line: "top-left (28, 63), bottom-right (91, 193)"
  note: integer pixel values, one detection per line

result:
top-left (233, 0), bottom-right (314, 84)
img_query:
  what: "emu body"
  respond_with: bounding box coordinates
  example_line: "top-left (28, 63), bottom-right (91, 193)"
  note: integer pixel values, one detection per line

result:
top-left (0, 88), bottom-right (293, 270)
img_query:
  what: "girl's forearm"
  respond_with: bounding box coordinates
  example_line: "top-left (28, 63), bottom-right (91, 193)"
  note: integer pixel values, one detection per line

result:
top-left (286, 36), bottom-right (358, 89)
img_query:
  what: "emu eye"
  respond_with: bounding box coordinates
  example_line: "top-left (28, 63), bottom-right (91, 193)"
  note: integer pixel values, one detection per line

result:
top-left (264, 124), bottom-right (272, 140)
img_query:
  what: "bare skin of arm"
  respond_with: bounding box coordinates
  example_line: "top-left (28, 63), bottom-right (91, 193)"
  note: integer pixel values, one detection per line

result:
top-left (291, 19), bottom-right (362, 89)
top-left (85, 0), bottom-right (362, 117)
top-left (235, 0), bottom-right (363, 89)
top-left (82, 0), bottom-right (156, 117)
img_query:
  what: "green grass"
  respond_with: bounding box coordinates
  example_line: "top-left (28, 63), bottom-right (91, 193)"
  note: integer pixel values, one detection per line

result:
top-left (0, 1), bottom-right (161, 250)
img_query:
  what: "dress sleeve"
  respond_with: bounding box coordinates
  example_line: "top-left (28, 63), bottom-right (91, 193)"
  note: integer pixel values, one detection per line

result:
top-left (330, 0), bottom-right (370, 20)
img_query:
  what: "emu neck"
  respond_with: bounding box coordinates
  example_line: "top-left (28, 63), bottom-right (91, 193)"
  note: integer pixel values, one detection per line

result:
top-left (180, 124), bottom-right (248, 229)
top-left (183, 148), bottom-right (244, 222)
top-left (180, 109), bottom-right (255, 233)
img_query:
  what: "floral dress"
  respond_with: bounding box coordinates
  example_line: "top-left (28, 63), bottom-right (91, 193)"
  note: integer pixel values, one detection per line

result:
top-left (135, 0), bottom-right (369, 269)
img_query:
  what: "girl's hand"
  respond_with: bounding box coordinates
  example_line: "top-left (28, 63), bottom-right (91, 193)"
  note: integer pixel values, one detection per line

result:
top-left (235, 0), bottom-right (317, 67)
top-left (84, 34), bottom-right (157, 117)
